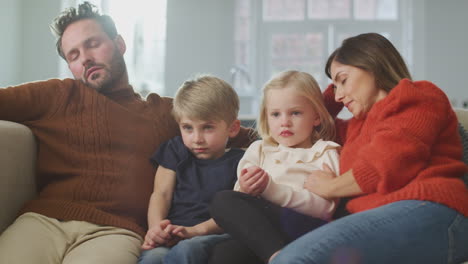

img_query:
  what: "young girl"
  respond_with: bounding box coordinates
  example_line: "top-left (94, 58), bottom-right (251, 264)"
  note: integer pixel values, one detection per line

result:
top-left (209, 70), bottom-right (340, 264)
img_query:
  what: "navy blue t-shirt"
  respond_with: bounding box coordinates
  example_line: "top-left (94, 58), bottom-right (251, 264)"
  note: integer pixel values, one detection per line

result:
top-left (150, 136), bottom-right (244, 226)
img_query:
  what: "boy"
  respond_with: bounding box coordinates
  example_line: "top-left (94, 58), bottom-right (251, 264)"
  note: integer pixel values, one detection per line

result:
top-left (139, 75), bottom-right (244, 264)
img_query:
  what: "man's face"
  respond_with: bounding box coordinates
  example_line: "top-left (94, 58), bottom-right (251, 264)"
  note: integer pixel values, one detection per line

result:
top-left (61, 18), bottom-right (126, 92)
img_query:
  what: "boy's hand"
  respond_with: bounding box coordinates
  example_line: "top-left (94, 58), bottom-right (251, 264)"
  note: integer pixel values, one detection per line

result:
top-left (239, 166), bottom-right (269, 196)
top-left (154, 225), bottom-right (198, 247)
top-left (171, 225), bottom-right (199, 240)
top-left (141, 219), bottom-right (174, 250)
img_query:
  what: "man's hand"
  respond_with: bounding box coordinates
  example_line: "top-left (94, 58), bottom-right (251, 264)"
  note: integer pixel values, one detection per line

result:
top-left (239, 166), bottom-right (269, 196)
top-left (303, 163), bottom-right (337, 199)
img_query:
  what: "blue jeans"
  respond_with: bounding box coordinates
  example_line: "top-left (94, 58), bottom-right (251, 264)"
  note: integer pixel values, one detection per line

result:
top-left (138, 233), bottom-right (230, 264)
top-left (270, 200), bottom-right (468, 264)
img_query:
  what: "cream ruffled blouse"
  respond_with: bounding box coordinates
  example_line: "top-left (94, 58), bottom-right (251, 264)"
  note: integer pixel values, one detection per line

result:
top-left (234, 139), bottom-right (341, 220)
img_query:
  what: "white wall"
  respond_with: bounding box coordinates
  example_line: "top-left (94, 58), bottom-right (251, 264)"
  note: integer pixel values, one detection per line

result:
top-left (414, 0), bottom-right (468, 107)
top-left (20, 0), bottom-right (61, 83)
top-left (1, 0), bottom-right (468, 107)
top-left (0, 0), bottom-right (60, 87)
top-left (164, 0), bottom-right (235, 95)
top-left (0, 0), bottom-right (21, 87)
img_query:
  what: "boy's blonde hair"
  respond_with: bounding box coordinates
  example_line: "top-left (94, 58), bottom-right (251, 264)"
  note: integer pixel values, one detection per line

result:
top-left (258, 70), bottom-right (336, 145)
top-left (173, 75), bottom-right (239, 124)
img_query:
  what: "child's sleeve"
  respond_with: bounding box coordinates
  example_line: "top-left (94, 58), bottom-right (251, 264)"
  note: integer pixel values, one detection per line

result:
top-left (149, 136), bottom-right (187, 170)
top-left (233, 140), bottom-right (263, 191)
top-left (324, 148), bottom-right (340, 176)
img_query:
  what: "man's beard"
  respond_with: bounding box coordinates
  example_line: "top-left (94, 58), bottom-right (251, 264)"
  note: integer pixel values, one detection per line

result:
top-left (83, 50), bottom-right (126, 92)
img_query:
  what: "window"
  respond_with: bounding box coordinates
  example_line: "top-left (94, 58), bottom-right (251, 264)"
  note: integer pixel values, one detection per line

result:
top-left (234, 0), bottom-right (412, 118)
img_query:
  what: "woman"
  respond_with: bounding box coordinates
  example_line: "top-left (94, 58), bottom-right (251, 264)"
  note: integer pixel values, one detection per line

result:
top-left (270, 33), bottom-right (468, 264)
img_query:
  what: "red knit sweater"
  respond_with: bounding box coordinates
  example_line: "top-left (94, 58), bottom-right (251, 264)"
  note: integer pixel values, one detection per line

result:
top-left (0, 79), bottom-right (254, 237)
top-left (324, 79), bottom-right (468, 216)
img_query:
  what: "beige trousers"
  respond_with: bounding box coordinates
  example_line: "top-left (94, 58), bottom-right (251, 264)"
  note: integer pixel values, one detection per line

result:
top-left (0, 212), bottom-right (143, 264)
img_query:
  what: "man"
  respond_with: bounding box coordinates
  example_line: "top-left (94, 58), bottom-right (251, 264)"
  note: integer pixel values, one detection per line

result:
top-left (0, 2), bottom-right (253, 264)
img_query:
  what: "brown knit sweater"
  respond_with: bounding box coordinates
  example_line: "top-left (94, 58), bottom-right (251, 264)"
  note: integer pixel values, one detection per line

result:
top-left (0, 79), bottom-right (253, 237)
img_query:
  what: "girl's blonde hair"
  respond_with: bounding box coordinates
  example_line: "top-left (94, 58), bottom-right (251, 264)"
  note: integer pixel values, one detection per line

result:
top-left (172, 75), bottom-right (239, 124)
top-left (257, 70), bottom-right (335, 145)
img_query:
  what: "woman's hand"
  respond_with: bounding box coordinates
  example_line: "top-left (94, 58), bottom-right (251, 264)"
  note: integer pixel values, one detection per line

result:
top-left (239, 166), bottom-right (269, 196)
top-left (304, 163), bottom-right (337, 199)
top-left (305, 167), bottom-right (364, 199)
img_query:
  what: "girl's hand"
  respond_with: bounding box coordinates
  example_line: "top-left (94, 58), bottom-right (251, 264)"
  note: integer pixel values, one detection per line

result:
top-left (304, 163), bottom-right (337, 199)
top-left (239, 166), bottom-right (269, 196)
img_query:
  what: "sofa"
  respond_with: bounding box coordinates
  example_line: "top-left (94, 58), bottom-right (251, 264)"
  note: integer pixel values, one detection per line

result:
top-left (1, 109), bottom-right (468, 234)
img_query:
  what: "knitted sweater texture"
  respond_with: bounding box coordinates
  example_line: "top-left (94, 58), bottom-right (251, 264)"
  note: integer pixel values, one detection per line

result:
top-left (1, 79), bottom-right (179, 237)
top-left (325, 79), bottom-right (468, 216)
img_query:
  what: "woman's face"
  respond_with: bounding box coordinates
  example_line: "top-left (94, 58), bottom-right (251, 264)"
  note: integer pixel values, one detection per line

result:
top-left (330, 60), bottom-right (388, 119)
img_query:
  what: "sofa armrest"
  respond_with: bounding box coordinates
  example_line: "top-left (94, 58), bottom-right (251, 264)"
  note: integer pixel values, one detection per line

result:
top-left (0, 120), bottom-right (37, 233)
top-left (455, 108), bottom-right (468, 129)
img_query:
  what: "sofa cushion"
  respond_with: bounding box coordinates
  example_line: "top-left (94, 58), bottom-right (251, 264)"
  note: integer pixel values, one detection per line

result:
top-left (459, 123), bottom-right (468, 187)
